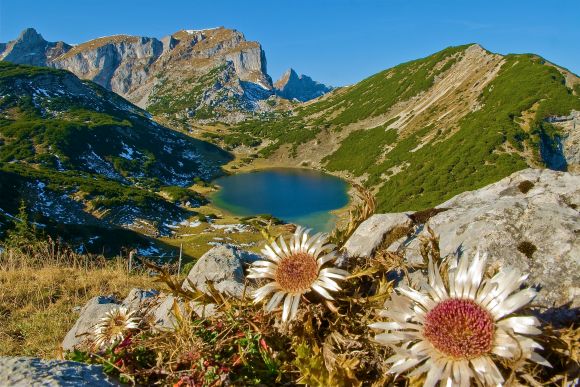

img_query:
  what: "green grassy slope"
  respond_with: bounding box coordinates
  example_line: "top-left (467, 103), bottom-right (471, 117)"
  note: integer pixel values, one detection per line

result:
top-left (226, 45), bottom-right (468, 158)
top-left (231, 45), bottom-right (580, 212)
top-left (300, 45), bottom-right (468, 126)
top-left (326, 54), bottom-right (580, 211)
top-left (0, 62), bottom-right (231, 182)
top-left (0, 62), bottom-right (233, 241)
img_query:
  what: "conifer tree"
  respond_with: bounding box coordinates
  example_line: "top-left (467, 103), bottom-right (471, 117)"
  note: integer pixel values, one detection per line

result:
top-left (4, 200), bottom-right (38, 248)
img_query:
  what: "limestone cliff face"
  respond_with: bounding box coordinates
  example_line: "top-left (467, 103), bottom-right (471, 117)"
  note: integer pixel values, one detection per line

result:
top-left (52, 35), bottom-right (164, 96)
top-left (274, 68), bottom-right (332, 102)
top-left (1, 28), bottom-right (273, 120)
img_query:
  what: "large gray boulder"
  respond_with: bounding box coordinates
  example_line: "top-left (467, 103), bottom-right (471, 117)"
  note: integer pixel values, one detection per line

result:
top-left (413, 168), bottom-right (579, 308)
top-left (61, 296), bottom-right (119, 351)
top-left (0, 357), bottom-right (119, 386)
top-left (182, 245), bottom-right (261, 299)
top-left (368, 168), bottom-right (579, 309)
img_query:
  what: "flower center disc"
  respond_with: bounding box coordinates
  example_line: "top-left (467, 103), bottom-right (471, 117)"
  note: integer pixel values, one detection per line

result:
top-left (275, 252), bottom-right (319, 293)
top-left (423, 298), bottom-right (494, 359)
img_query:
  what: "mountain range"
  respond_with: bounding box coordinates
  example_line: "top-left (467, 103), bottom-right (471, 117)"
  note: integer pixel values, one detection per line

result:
top-left (0, 28), bottom-right (333, 123)
top-left (1, 27), bottom-right (579, 251)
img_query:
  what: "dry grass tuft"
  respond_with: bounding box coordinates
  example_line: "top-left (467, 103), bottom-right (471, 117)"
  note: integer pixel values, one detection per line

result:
top-left (330, 183), bottom-right (376, 247)
top-left (0, 240), bottom-right (151, 358)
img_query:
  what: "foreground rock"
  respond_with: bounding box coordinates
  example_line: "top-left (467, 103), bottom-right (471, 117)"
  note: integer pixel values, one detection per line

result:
top-left (182, 244), bottom-right (260, 298)
top-left (62, 289), bottom-right (159, 351)
top-left (345, 168), bottom-right (580, 309)
top-left (62, 245), bottom-right (260, 351)
top-left (61, 296), bottom-right (121, 352)
top-left (0, 357), bottom-right (119, 386)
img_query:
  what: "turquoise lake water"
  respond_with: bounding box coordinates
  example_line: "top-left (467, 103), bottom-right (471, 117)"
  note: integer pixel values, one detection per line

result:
top-left (211, 168), bottom-right (349, 232)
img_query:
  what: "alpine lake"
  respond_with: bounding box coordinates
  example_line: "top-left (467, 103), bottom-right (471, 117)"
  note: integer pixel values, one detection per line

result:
top-left (211, 168), bottom-right (350, 232)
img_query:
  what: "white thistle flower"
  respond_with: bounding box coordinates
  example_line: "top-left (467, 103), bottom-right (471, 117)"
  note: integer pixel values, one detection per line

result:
top-left (247, 226), bottom-right (348, 322)
top-left (370, 252), bottom-right (550, 386)
top-left (93, 306), bottom-right (139, 348)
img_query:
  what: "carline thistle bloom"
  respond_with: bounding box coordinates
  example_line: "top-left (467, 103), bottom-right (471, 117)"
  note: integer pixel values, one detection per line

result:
top-left (247, 226), bottom-right (349, 322)
top-left (370, 252), bottom-right (550, 386)
top-left (93, 306), bottom-right (139, 348)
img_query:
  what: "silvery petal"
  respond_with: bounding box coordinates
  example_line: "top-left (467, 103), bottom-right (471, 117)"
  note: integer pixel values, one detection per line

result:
top-left (278, 236), bottom-right (290, 256)
top-left (316, 277), bottom-right (341, 292)
top-left (262, 245), bottom-right (280, 262)
top-left (397, 286), bottom-right (436, 310)
top-left (312, 283), bottom-right (334, 300)
top-left (253, 283), bottom-right (279, 303)
top-left (266, 291), bottom-right (285, 311)
top-left (497, 316), bottom-right (541, 335)
top-left (423, 360), bottom-right (445, 387)
top-left (317, 251), bottom-right (336, 266)
top-left (289, 293), bottom-right (301, 320)
top-left (491, 288), bottom-right (536, 319)
top-left (282, 294), bottom-right (293, 321)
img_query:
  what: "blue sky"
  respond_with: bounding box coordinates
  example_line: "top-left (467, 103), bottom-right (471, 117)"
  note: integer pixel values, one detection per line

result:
top-left (1, 0), bottom-right (578, 86)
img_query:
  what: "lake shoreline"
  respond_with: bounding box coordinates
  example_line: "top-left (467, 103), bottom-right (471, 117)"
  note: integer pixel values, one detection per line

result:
top-left (209, 167), bottom-right (351, 233)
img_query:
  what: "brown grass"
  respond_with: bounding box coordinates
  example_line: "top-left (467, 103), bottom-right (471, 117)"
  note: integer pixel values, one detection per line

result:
top-left (0, 242), bottom-right (152, 358)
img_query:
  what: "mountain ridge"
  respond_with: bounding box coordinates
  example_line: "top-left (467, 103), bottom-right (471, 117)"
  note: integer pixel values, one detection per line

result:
top-left (227, 43), bottom-right (580, 211)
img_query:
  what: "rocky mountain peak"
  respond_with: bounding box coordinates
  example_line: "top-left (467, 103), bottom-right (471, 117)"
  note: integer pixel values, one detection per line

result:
top-left (274, 68), bottom-right (332, 102)
top-left (274, 68), bottom-right (298, 88)
top-left (1, 27), bottom-right (71, 66)
top-left (16, 27), bottom-right (45, 44)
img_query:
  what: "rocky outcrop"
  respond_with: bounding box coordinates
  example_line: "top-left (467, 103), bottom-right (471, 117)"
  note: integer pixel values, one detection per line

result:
top-left (62, 290), bottom-right (161, 350)
top-left (0, 357), bottom-right (119, 386)
top-left (62, 296), bottom-right (120, 351)
top-left (52, 36), bottom-right (164, 95)
top-left (274, 68), bottom-right (332, 102)
top-left (341, 213), bottom-right (413, 261)
top-left (543, 110), bottom-right (580, 173)
top-left (344, 168), bottom-right (580, 310)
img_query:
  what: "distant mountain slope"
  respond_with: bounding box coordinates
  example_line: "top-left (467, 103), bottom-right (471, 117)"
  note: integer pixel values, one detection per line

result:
top-left (0, 62), bottom-right (232, 239)
top-left (230, 44), bottom-right (580, 212)
top-left (274, 68), bottom-right (333, 102)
